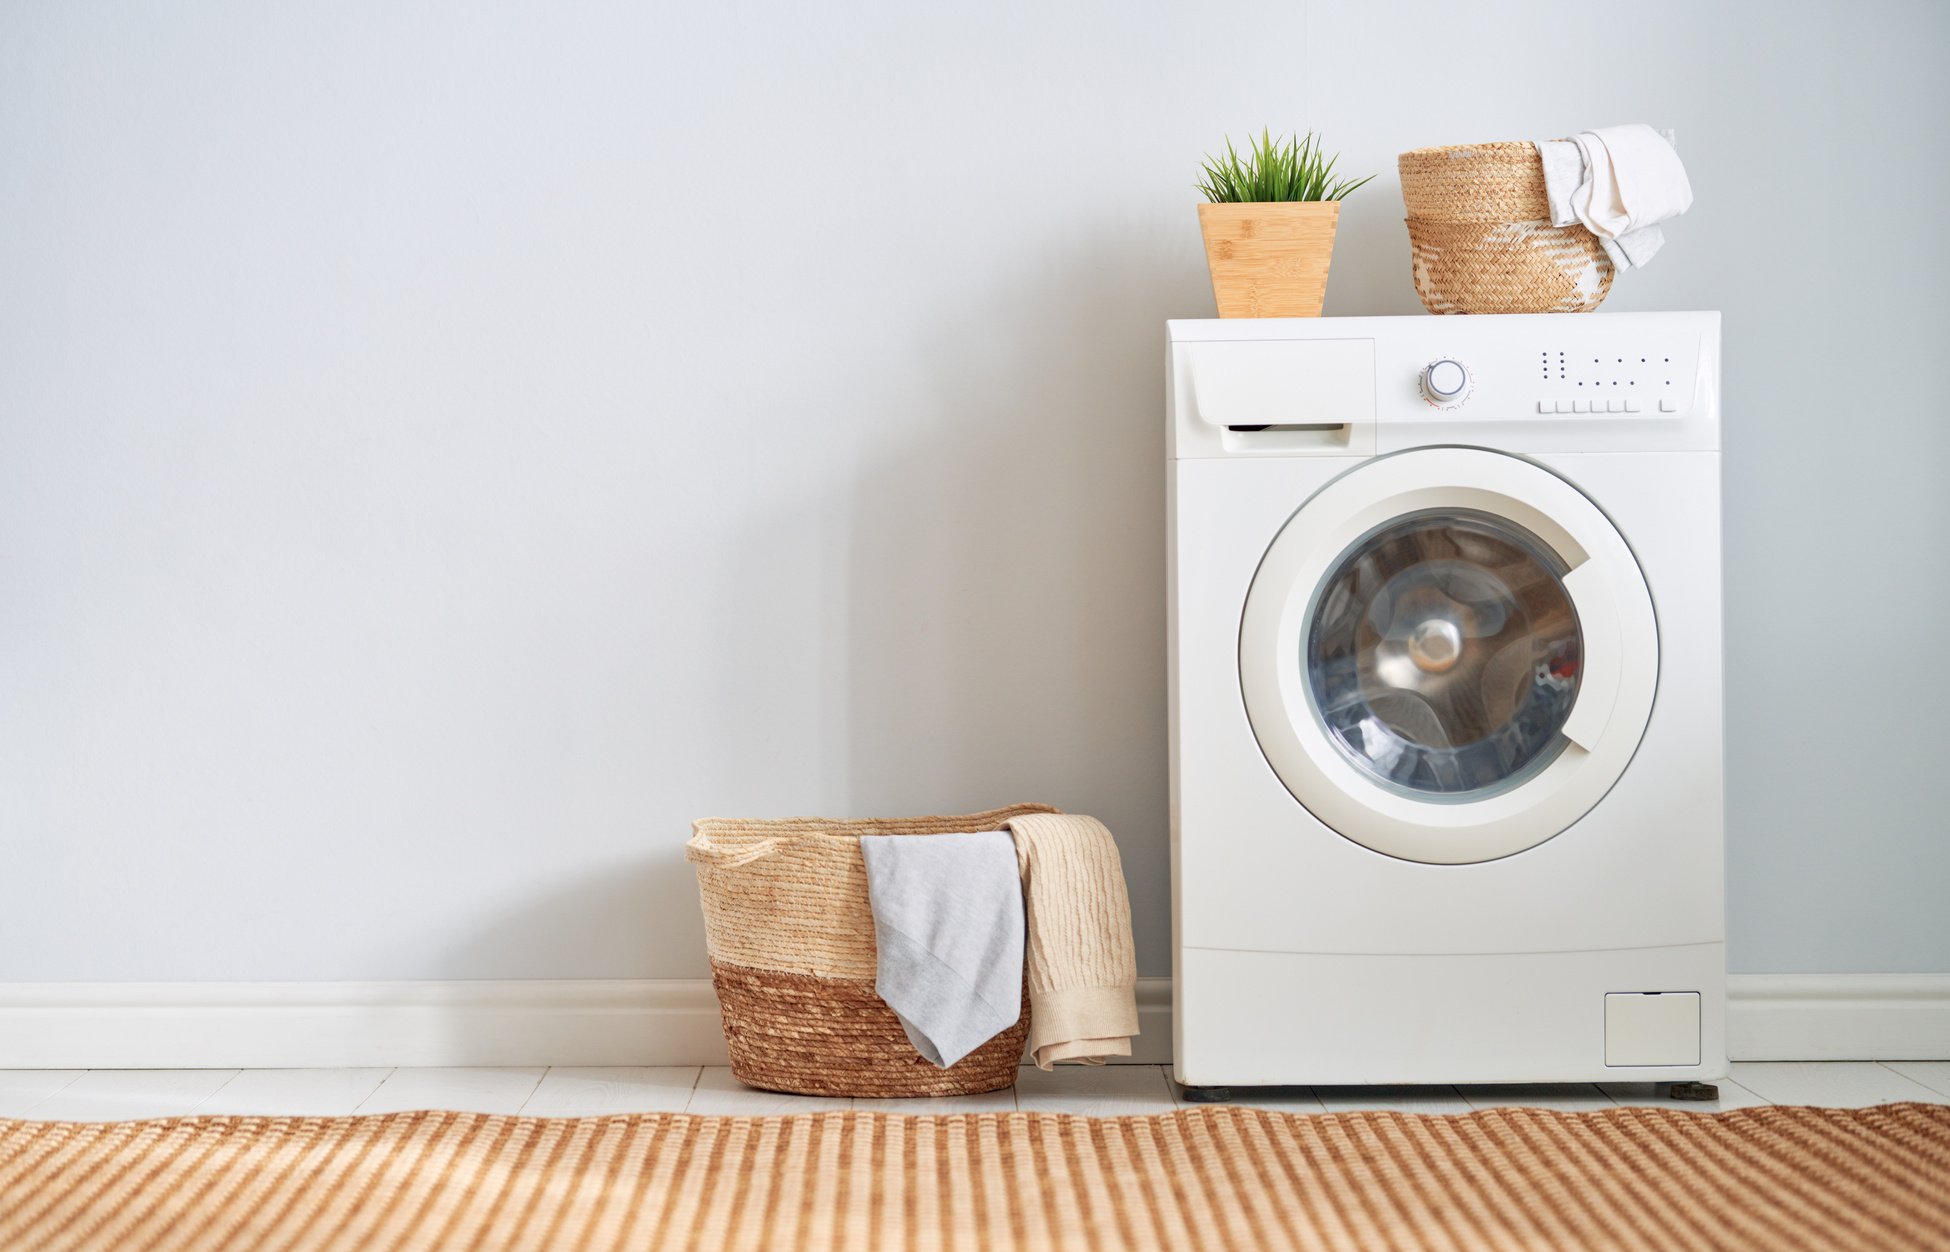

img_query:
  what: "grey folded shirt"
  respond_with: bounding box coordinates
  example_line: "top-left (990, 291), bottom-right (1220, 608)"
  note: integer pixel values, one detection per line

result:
top-left (858, 831), bottom-right (1024, 1068)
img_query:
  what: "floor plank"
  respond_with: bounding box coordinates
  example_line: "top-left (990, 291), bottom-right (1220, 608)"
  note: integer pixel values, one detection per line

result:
top-left (25, 1070), bottom-right (239, 1122)
top-left (1729, 1061), bottom-right (1946, 1108)
top-left (0, 1071), bottom-right (85, 1119)
top-left (1310, 1085), bottom-right (1474, 1115)
top-left (197, 1069), bottom-right (393, 1117)
top-left (1458, 1084), bottom-right (1615, 1112)
top-left (1598, 1079), bottom-right (1772, 1112)
top-left (1880, 1061), bottom-right (1950, 1098)
top-left (685, 1068), bottom-right (852, 1115)
top-left (5, 1061), bottom-right (1938, 1121)
top-left (522, 1067), bottom-right (701, 1116)
top-left (1014, 1065), bottom-right (1177, 1116)
top-left (354, 1068), bottom-right (545, 1115)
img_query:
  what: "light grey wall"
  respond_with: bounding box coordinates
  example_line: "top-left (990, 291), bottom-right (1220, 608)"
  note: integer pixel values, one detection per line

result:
top-left (2, 1), bottom-right (1944, 982)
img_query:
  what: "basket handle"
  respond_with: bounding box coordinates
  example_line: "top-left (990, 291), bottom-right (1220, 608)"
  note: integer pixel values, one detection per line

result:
top-left (684, 833), bottom-right (792, 870)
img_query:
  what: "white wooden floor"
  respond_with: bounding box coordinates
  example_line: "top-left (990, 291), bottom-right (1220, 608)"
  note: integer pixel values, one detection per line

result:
top-left (2, 1062), bottom-right (1947, 1121)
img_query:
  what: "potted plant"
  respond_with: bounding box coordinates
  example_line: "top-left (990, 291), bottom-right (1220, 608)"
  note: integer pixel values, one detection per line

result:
top-left (1197, 130), bottom-right (1373, 318)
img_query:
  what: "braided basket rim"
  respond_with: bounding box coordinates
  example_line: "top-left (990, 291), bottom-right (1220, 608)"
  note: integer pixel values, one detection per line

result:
top-left (691, 803), bottom-right (1060, 842)
top-left (1397, 139), bottom-right (1544, 164)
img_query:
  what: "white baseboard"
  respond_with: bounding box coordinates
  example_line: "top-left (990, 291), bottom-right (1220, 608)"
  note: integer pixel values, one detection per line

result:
top-left (0, 978), bottom-right (1175, 1069)
top-left (1725, 974), bottom-right (1950, 1061)
top-left (0, 981), bottom-right (734, 1069)
top-left (0, 974), bottom-right (1937, 1069)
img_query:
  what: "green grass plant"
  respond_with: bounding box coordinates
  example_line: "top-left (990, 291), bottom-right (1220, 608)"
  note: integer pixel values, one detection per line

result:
top-left (1197, 129), bottom-right (1373, 203)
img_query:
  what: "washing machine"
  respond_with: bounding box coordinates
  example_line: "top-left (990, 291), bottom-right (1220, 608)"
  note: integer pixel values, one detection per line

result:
top-left (1167, 311), bottom-right (1724, 1089)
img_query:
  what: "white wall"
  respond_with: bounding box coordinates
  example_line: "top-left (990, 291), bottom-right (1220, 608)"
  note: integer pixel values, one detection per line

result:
top-left (3, 0), bottom-right (1945, 984)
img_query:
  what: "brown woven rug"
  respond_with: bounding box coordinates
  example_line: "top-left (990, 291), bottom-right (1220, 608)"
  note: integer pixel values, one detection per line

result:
top-left (2, 1104), bottom-right (1946, 1251)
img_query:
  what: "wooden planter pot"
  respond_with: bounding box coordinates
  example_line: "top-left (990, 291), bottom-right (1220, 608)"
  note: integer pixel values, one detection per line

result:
top-left (1197, 201), bottom-right (1341, 318)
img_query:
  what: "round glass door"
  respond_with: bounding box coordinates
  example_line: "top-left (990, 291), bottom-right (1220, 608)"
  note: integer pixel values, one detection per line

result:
top-left (1307, 510), bottom-right (1582, 800)
top-left (1237, 447), bottom-right (1659, 864)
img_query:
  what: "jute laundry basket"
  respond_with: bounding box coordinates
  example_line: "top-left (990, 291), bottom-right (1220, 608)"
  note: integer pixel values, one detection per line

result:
top-left (1398, 141), bottom-right (1612, 314)
top-left (686, 804), bottom-right (1048, 1098)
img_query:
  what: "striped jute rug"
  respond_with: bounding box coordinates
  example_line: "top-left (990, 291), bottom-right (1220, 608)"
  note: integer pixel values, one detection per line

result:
top-left (2, 1103), bottom-right (1947, 1251)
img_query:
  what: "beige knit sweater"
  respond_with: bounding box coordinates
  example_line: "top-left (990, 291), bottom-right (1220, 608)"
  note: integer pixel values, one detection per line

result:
top-left (1002, 813), bottom-right (1139, 1068)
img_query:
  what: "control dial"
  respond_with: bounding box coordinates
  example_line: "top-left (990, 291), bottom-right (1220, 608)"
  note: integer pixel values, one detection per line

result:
top-left (1421, 359), bottom-right (1470, 405)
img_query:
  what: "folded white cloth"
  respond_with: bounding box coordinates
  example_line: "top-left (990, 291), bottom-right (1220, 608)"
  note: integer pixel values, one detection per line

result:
top-left (1535, 124), bottom-right (1692, 270)
top-left (858, 831), bottom-right (1024, 1068)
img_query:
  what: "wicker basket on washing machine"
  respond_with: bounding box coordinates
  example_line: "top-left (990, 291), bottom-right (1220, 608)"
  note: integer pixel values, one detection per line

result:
top-left (685, 804), bottom-right (1046, 1098)
top-left (1399, 141), bottom-right (1612, 314)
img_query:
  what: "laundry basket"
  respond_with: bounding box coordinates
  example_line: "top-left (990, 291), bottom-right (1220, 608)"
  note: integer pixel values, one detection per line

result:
top-left (685, 804), bottom-right (1048, 1098)
top-left (1398, 141), bottom-right (1612, 314)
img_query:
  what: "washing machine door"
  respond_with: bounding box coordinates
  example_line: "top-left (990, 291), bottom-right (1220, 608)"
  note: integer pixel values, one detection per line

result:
top-left (1240, 447), bottom-right (1658, 864)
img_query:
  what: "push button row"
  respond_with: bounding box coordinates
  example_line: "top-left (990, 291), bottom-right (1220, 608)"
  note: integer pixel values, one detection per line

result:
top-left (1534, 397), bottom-right (1683, 414)
top-left (1537, 397), bottom-right (1643, 414)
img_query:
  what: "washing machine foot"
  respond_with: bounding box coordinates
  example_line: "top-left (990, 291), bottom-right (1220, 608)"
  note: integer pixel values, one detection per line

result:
top-left (1176, 1083), bottom-right (1233, 1104)
top-left (1668, 1082), bottom-right (1720, 1102)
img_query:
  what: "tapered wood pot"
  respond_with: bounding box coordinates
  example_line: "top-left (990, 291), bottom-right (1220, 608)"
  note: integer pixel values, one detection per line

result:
top-left (1197, 200), bottom-right (1340, 318)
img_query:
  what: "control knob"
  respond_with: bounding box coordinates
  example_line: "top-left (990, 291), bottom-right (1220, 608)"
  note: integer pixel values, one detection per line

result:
top-left (1421, 359), bottom-right (1469, 404)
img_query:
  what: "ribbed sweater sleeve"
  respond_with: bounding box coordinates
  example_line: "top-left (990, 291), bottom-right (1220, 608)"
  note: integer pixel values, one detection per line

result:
top-left (1004, 813), bottom-right (1139, 1068)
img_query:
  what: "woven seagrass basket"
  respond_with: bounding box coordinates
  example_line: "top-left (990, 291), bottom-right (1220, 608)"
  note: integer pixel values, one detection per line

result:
top-left (686, 804), bottom-right (1050, 1098)
top-left (1398, 141), bottom-right (1612, 314)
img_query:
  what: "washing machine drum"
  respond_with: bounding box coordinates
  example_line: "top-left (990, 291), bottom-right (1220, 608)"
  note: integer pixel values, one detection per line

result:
top-left (1240, 448), bottom-right (1658, 864)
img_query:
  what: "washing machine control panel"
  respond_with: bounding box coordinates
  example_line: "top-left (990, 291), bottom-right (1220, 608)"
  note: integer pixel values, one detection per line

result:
top-left (1371, 317), bottom-right (1717, 454)
top-left (1406, 340), bottom-right (1698, 417)
top-left (1168, 311), bottom-right (1719, 458)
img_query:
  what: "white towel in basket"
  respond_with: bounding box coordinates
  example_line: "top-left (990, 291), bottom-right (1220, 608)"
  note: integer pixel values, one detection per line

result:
top-left (1535, 124), bottom-right (1692, 269)
top-left (858, 830), bottom-right (1025, 1068)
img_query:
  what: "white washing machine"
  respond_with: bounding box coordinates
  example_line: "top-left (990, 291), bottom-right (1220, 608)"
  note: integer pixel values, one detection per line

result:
top-left (1167, 312), bottom-right (1724, 1089)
